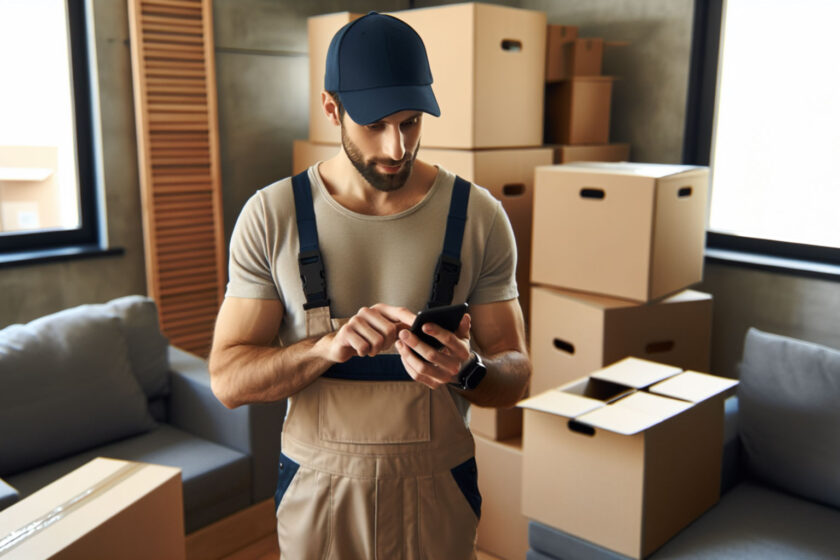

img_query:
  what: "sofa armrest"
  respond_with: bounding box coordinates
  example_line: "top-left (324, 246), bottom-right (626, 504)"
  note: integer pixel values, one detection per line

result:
top-left (720, 395), bottom-right (744, 495)
top-left (166, 346), bottom-right (287, 503)
top-left (0, 478), bottom-right (20, 511)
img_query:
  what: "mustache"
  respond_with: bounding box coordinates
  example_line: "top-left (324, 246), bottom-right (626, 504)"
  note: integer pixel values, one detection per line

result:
top-left (372, 156), bottom-right (410, 166)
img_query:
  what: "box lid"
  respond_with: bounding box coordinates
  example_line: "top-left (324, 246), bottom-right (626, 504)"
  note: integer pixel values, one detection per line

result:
top-left (649, 371), bottom-right (739, 403)
top-left (548, 161), bottom-right (705, 179)
top-left (518, 389), bottom-right (605, 419)
top-left (590, 357), bottom-right (682, 389)
top-left (575, 391), bottom-right (694, 435)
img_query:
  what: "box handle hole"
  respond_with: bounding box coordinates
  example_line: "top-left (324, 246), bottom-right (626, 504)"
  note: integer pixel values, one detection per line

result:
top-left (502, 183), bottom-right (525, 197)
top-left (553, 338), bottom-right (575, 355)
top-left (645, 340), bottom-right (675, 353)
top-left (568, 420), bottom-right (595, 436)
top-left (580, 188), bottom-right (605, 200)
top-left (678, 186), bottom-right (693, 197)
top-left (501, 39), bottom-right (522, 52)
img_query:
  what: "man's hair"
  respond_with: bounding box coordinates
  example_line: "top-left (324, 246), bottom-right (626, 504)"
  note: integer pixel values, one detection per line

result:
top-left (326, 91), bottom-right (345, 122)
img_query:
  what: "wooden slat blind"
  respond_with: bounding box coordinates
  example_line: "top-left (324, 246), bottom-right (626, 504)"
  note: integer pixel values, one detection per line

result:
top-left (128, 0), bottom-right (225, 357)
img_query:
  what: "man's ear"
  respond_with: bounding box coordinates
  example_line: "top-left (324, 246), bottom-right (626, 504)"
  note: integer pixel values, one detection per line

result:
top-left (321, 91), bottom-right (341, 127)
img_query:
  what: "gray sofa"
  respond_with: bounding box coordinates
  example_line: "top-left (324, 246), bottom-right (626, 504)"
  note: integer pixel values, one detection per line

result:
top-left (526, 327), bottom-right (840, 559)
top-left (0, 296), bottom-right (286, 533)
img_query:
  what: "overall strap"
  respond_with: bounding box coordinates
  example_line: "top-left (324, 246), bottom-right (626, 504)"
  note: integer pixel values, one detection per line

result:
top-left (291, 171), bottom-right (330, 310)
top-left (323, 355), bottom-right (413, 381)
top-left (426, 175), bottom-right (471, 309)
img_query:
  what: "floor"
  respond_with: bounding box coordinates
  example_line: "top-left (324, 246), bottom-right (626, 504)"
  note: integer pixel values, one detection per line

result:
top-left (220, 534), bottom-right (279, 560)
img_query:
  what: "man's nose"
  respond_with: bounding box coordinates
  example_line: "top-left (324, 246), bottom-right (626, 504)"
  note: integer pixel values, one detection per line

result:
top-left (382, 124), bottom-right (406, 162)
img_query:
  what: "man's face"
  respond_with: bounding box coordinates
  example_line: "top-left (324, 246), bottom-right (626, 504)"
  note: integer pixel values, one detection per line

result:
top-left (339, 109), bottom-right (423, 192)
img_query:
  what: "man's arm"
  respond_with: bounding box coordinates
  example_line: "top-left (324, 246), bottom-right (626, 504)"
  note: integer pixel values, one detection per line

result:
top-left (209, 297), bottom-right (416, 408)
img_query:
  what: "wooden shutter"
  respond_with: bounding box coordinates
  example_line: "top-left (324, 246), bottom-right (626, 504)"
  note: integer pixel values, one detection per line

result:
top-left (127, 0), bottom-right (225, 357)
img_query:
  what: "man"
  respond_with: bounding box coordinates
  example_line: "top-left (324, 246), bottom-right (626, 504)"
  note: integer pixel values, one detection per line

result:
top-left (209, 11), bottom-right (530, 559)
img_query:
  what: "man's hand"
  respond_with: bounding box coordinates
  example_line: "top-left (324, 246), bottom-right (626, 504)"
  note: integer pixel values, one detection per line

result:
top-left (395, 313), bottom-right (472, 389)
top-left (318, 303), bottom-right (416, 363)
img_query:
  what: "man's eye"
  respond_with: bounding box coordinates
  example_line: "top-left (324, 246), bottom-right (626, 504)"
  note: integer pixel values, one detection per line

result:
top-left (401, 118), bottom-right (419, 129)
top-left (367, 123), bottom-right (385, 131)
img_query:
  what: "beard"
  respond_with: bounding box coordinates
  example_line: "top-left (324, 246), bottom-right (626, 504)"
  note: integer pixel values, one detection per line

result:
top-left (341, 127), bottom-right (419, 192)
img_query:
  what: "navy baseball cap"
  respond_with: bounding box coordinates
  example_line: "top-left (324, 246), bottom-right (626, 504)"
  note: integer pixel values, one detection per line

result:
top-left (324, 12), bottom-right (440, 125)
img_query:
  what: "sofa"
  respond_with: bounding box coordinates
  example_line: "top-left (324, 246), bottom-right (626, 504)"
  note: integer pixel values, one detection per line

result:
top-left (0, 296), bottom-right (287, 533)
top-left (525, 327), bottom-right (840, 559)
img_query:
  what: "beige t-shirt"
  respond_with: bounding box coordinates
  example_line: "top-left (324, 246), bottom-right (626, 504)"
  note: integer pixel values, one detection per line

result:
top-left (226, 164), bottom-right (518, 346)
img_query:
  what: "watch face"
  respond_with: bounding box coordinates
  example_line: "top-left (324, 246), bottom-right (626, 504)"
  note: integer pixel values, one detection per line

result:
top-left (463, 362), bottom-right (487, 390)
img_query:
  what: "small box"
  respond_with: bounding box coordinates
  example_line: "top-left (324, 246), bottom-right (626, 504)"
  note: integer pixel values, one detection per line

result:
top-left (544, 77), bottom-right (614, 145)
top-left (292, 139), bottom-right (340, 174)
top-left (532, 162), bottom-right (709, 302)
top-left (547, 38), bottom-right (604, 82)
top-left (470, 405), bottom-right (522, 440)
top-left (0, 457), bottom-right (184, 560)
top-left (529, 286), bottom-right (712, 395)
top-left (550, 142), bottom-right (630, 164)
top-left (475, 436), bottom-right (529, 560)
top-left (307, 12), bottom-right (362, 144)
top-left (519, 358), bottom-right (738, 559)
top-left (545, 24), bottom-right (579, 82)
top-left (391, 3), bottom-right (547, 148)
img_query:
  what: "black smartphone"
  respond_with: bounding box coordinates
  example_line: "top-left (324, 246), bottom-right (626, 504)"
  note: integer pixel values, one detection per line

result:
top-left (409, 303), bottom-right (469, 350)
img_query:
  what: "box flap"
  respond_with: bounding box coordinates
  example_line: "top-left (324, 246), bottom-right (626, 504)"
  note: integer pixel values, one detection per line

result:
top-left (518, 389), bottom-right (605, 418)
top-left (649, 371), bottom-right (739, 403)
top-left (590, 357), bottom-right (682, 389)
top-left (575, 392), bottom-right (693, 435)
top-left (555, 161), bottom-right (704, 178)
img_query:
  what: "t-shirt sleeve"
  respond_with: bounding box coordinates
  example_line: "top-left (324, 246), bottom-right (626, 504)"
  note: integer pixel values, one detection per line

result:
top-left (468, 202), bottom-right (519, 305)
top-left (226, 192), bottom-right (280, 299)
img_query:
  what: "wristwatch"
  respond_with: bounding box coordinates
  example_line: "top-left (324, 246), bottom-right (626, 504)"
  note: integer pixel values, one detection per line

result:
top-left (451, 352), bottom-right (487, 391)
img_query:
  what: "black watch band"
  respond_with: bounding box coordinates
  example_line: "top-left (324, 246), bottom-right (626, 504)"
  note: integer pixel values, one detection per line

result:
top-left (451, 352), bottom-right (487, 391)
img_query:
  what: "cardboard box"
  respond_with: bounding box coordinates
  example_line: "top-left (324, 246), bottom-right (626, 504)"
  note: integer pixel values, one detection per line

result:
top-left (544, 77), bottom-right (614, 145)
top-left (549, 142), bottom-right (630, 164)
top-left (307, 12), bottom-right (362, 144)
top-left (470, 405), bottom-right (522, 441)
top-left (531, 162), bottom-right (709, 302)
top-left (519, 358), bottom-right (738, 559)
top-left (545, 24), bottom-right (579, 82)
top-left (292, 139), bottom-right (341, 175)
top-left (529, 286), bottom-right (712, 395)
top-left (0, 457), bottom-right (184, 559)
top-left (476, 550), bottom-right (505, 560)
top-left (390, 3), bottom-right (547, 149)
top-left (475, 436), bottom-right (529, 560)
top-left (547, 38), bottom-right (604, 82)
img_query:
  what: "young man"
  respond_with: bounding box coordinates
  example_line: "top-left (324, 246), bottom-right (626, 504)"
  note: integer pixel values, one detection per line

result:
top-left (209, 12), bottom-right (530, 559)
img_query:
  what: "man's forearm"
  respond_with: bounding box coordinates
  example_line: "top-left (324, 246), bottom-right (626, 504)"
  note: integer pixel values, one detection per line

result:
top-left (456, 350), bottom-right (531, 408)
top-left (209, 335), bottom-right (333, 409)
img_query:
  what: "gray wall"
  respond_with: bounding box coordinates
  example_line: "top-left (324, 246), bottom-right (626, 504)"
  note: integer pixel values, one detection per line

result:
top-left (1, 0), bottom-right (837, 381)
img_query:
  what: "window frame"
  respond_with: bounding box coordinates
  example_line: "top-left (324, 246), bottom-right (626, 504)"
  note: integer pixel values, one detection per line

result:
top-left (0, 0), bottom-right (101, 256)
top-left (683, 0), bottom-right (840, 279)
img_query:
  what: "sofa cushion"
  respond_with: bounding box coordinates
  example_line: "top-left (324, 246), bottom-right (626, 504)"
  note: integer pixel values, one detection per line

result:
top-left (104, 296), bottom-right (170, 399)
top-left (738, 327), bottom-right (840, 509)
top-left (0, 306), bottom-right (155, 476)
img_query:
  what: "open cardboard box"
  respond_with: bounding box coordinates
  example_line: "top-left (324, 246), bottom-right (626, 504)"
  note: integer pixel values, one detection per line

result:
top-left (519, 357), bottom-right (737, 559)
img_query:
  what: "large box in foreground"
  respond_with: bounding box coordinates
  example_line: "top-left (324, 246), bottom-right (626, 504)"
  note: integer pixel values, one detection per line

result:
top-left (532, 162), bottom-right (709, 302)
top-left (519, 358), bottom-right (737, 558)
top-left (475, 436), bottom-right (529, 560)
top-left (529, 286), bottom-right (713, 395)
top-left (391, 3), bottom-right (546, 148)
top-left (0, 457), bottom-right (184, 559)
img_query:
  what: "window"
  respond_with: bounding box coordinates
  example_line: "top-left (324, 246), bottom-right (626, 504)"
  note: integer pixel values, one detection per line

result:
top-left (684, 0), bottom-right (840, 275)
top-left (0, 0), bottom-right (103, 260)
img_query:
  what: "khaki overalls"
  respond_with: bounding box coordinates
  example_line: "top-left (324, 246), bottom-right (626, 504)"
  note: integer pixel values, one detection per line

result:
top-left (274, 172), bottom-right (480, 559)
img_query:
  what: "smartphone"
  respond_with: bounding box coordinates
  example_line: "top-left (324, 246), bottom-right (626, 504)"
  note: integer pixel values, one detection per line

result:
top-left (410, 303), bottom-right (469, 350)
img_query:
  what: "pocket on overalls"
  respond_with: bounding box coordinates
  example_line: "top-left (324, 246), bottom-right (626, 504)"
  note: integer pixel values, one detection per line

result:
top-left (450, 456), bottom-right (482, 519)
top-left (319, 379), bottom-right (431, 444)
top-left (274, 452), bottom-right (300, 513)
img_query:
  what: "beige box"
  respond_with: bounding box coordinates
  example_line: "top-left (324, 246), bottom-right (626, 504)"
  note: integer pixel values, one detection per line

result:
top-left (550, 142), bottom-right (630, 164)
top-left (390, 3), bottom-right (546, 149)
top-left (529, 286), bottom-right (712, 395)
top-left (307, 12), bottom-right (362, 144)
top-left (519, 358), bottom-right (738, 559)
top-left (292, 139), bottom-right (340, 175)
top-left (0, 458), bottom-right (184, 560)
top-left (475, 436), bottom-right (529, 560)
top-left (547, 38), bottom-right (604, 82)
top-left (532, 162), bottom-right (709, 302)
top-left (545, 24), bottom-right (579, 82)
top-left (470, 405), bottom-right (522, 441)
top-left (544, 77), bottom-right (614, 145)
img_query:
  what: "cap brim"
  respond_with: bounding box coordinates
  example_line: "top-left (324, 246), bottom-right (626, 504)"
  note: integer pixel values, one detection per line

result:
top-left (339, 84), bottom-right (440, 126)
